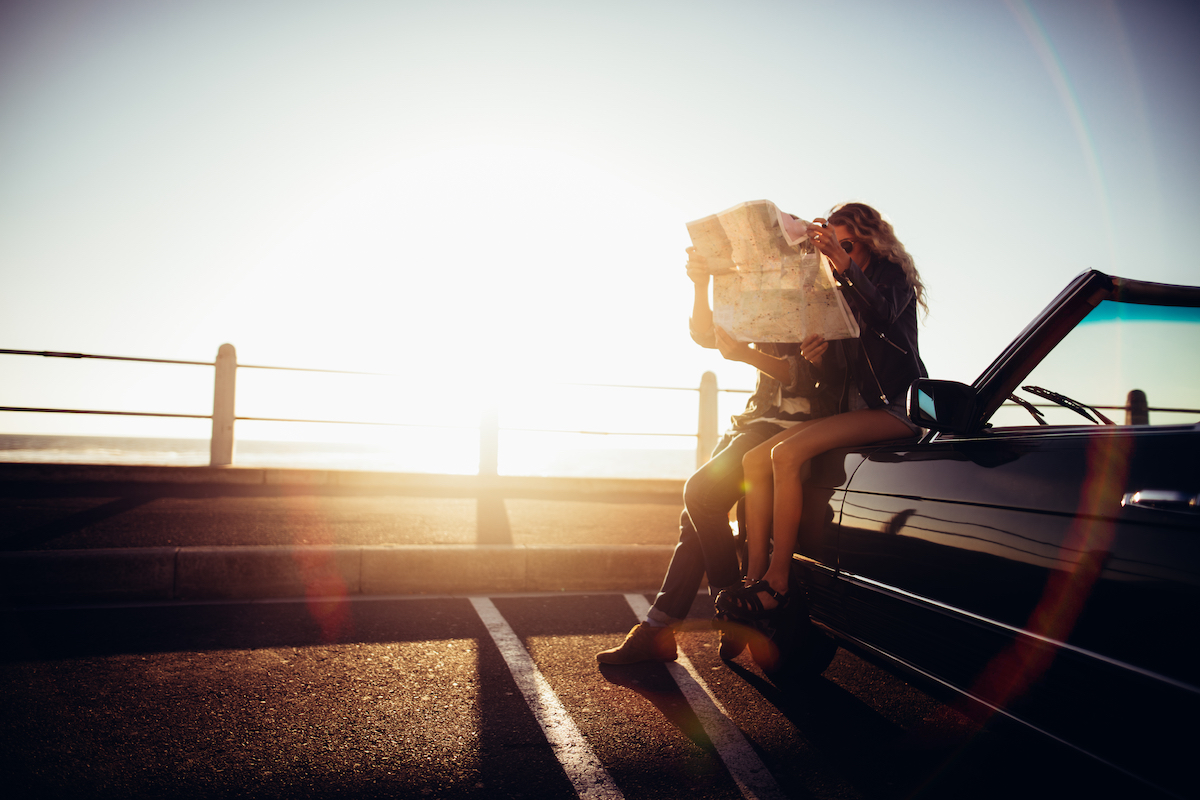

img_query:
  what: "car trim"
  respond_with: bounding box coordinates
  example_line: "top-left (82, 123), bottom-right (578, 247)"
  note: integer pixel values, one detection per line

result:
top-left (791, 552), bottom-right (831, 570)
top-left (925, 421), bottom-right (1200, 447)
top-left (837, 570), bottom-right (1200, 696)
top-left (814, 619), bottom-right (1186, 800)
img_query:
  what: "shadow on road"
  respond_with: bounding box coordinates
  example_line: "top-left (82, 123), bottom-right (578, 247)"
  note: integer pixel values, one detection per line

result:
top-left (2, 597), bottom-right (481, 662)
top-left (598, 661), bottom-right (716, 752)
top-left (1, 495), bottom-right (159, 550)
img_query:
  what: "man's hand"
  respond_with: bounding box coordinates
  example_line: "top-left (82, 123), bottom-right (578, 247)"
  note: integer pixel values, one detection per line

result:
top-left (685, 247), bottom-right (710, 285)
top-left (714, 326), bottom-right (753, 363)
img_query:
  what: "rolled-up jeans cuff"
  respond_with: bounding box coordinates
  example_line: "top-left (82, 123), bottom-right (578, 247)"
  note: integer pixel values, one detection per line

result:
top-left (646, 606), bottom-right (679, 627)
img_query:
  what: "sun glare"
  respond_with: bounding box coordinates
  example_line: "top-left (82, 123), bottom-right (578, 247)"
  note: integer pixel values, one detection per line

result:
top-left (218, 143), bottom-right (700, 470)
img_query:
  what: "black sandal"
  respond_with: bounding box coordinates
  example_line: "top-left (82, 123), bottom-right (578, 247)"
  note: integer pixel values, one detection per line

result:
top-left (715, 579), bottom-right (789, 619)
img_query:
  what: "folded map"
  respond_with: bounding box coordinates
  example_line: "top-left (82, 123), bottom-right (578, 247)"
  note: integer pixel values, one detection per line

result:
top-left (686, 200), bottom-right (860, 342)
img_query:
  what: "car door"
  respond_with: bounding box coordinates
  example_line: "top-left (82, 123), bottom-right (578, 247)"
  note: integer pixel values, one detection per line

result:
top-left (822, 272), bottom-right (1200, 796)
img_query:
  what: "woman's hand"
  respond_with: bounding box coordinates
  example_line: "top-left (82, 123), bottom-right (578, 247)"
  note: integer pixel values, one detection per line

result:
top-left (685, 247), bottom-right (710, 285)
top-left (800, 333), bottom-right (828, 367)
top-left (714, 326), bottom-right (753, 363)
top-left (806, 217), bottom-right (852, 273)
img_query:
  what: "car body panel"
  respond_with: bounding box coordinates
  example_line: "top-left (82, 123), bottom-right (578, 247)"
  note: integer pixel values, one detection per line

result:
top-left (791, 270), bottom-right (1200, 797)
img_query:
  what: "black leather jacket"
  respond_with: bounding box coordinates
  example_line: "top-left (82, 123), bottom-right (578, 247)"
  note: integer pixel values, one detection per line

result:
top-left (833, 257), bottom-right (926, 408)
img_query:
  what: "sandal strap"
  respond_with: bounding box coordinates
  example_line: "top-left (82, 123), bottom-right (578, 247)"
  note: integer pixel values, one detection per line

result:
top-left (720, 579), bottom-right (787, 616)
top-left (751, 579), bottom-right (786, 602)
top-left (736, 582), bottom-right (768, 614)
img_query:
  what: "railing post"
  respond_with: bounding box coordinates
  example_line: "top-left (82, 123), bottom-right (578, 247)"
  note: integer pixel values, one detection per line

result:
top-left (697, 371), bottom-right (718, 469)
top-left (479, 406), bottom-right (499, 476)
top-left (1126, 389), bottom-right (1149, 425)
top-left (210, 343), bottom-right (237, 467)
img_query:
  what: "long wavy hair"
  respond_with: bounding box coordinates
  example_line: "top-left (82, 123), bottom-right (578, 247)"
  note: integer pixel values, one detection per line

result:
top-left (829, 202), bottom-right (927, 316)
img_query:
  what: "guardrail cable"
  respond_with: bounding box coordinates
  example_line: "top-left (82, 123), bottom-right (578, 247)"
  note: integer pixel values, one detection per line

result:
top-left (0, 406), bottom-right (210, 419)
top-left (0, 349), bottom-right (213, 367)
top-left (1, 348), bottom-right (751, 392)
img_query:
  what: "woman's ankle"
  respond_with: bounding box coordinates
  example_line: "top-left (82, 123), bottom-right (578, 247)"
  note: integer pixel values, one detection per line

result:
top-left (764, 572), bottom-right (789, 594)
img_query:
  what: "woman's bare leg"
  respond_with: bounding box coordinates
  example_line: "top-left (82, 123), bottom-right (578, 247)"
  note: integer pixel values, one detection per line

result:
top-left (740, 439), bottom-right (774, 582)
top-left (740, 420), bottom-right (820, 583)
top-left (757, 410), bottom-right (913, 603)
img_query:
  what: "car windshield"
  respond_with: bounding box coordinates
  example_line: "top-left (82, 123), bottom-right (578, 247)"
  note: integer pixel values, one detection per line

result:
top-left (989, 299), bottom-right (1200, 428)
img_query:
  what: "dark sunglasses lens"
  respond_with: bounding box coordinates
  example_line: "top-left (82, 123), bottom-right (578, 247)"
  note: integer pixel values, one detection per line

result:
top-left (840, 240), bottom-right (854, 254)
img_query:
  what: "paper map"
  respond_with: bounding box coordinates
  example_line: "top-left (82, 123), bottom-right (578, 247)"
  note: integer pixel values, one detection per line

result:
top-left (686, 200), bottom-right (860, 343)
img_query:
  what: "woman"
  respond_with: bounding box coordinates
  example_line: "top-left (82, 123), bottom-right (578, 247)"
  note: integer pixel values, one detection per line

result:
top-left (716, 202), bottom-right (927, 618)
top-left (596, 243), bottom-right (844, 665)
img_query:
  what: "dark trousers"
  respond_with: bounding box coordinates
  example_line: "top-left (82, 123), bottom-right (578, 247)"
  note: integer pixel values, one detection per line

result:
top-left (648, 424), bottom-right (780, 623)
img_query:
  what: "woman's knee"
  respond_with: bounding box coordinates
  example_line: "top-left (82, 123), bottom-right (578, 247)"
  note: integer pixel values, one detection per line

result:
top-left (770, 440), bottom-right (811, 475)
top-left (742, 444), bottom-right (771, 476)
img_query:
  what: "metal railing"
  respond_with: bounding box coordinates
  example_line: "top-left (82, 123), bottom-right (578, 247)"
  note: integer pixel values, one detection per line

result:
top-left (2, 346), bottom-right (748, 472)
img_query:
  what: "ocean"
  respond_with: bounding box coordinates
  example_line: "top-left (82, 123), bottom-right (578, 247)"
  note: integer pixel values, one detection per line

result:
top-left (0, 433), bottom-right (697, 480)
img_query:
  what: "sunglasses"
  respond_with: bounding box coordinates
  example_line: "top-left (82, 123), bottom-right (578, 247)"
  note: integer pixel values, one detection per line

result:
top-left (839, 239), bottom-right (856, 254)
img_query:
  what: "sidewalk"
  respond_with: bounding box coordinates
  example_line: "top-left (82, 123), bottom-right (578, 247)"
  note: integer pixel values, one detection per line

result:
top-left (0, 463), bottom-right (685, 604)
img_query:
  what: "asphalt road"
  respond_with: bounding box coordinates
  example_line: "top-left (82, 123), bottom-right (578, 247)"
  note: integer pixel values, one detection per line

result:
top-left (1, 591), bottom-right (1145, 800)
top-left (0, 476), bottom-right (683, 550)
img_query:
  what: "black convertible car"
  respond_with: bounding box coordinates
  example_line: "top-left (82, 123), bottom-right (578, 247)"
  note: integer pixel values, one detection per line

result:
top-left (779, 270), bottom-right (1199, 798)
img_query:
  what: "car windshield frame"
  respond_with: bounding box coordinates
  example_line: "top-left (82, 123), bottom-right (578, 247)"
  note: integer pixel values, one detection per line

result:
top-left (962, 271), bottom-right (1200, 433)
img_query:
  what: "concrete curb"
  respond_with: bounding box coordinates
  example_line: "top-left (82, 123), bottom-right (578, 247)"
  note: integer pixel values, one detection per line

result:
top-left (1, 463), bottom-right (685, 603)
top-left (0, 544), bottom-right (676, 604)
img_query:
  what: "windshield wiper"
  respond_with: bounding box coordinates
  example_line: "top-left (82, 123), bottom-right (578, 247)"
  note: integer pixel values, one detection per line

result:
top-left (1022, 385), bottom-right (1116, 425)
top-left (1008, 393), bottom-right (1047, 425)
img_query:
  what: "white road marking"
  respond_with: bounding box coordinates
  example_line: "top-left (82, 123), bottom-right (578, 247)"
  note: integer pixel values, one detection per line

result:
top-left (470, 597), bottom-right (624, 800)
top-left (624, 593), bottom-right (787, 800)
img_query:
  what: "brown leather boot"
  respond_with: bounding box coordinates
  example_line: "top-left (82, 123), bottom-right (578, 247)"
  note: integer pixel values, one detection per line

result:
top-left (719, 629), bottom-right (748, 661)
top-left (596, 622), bottom-right (677, 664)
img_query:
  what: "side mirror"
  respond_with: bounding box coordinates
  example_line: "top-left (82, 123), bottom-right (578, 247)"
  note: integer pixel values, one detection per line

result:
top-left (908, 379), bottom-right (978, 434)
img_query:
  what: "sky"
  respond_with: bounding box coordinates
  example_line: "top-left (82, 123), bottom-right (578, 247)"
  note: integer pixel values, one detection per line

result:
top-left (1, 0), bottom-right (1198, 453)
